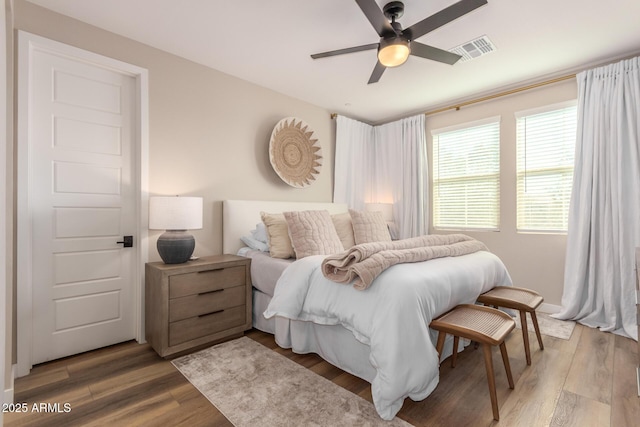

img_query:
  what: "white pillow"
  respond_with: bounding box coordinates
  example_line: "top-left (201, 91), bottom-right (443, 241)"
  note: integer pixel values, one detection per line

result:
top-left (240, 235), bottom-right (269, 252)
top-left (251, 222), bottom-right (269, 244)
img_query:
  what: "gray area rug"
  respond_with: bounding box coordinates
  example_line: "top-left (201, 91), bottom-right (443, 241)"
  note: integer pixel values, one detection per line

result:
top-left (172, 337), bottom-right (412, 426)
top-left (514, 311), bottom-right (576, 340)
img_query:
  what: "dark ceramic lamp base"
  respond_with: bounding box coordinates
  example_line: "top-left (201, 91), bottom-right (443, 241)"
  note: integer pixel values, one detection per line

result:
top-left (157, 230), bottom-right (195, 264)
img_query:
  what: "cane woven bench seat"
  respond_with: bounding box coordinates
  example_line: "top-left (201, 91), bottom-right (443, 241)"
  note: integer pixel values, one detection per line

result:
top-left (430, 304), bottom-right (516, 421)
top-left (477, 286), bottom-right (544, 365)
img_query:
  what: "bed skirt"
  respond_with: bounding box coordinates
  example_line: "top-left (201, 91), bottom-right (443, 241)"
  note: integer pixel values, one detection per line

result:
top-left (252, 287), bottom-right (461, 386)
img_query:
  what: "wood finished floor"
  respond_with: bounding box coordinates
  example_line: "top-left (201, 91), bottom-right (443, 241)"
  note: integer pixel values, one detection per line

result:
top-left (5, 324), bottom-right (639, 427)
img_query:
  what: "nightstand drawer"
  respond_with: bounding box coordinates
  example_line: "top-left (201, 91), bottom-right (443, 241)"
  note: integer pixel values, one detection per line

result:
top-left (169, 305), bottom-right (247, 346)
top-left (169, 265), bottom-right (245, 298)
top-left (169, 285), bottom-right (246, 322)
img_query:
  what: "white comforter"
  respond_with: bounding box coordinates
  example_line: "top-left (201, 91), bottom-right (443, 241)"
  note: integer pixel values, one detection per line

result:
top-left (263, 250), bottom-right (513, 420)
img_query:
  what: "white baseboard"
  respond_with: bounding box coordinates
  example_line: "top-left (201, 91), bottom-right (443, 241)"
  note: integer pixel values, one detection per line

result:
top-left (5, 364), bottom-right (15, 403)
top-left (4, 386), bottom-right (13, 405)
top-left (539, 303), bottom-right (562, 314)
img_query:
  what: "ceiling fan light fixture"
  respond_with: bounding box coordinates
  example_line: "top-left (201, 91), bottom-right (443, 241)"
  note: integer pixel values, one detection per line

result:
top-left (378, 37), bottom-right (410, 67)
top-left (310, 0), bottom-right (488, 83)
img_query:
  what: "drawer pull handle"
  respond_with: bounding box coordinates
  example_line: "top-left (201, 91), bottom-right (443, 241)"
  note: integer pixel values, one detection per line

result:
top-left (198, 289), bottom-right (224, 296)
top-left (198, 267), bottom-right (224, 273)
top-left (198, 309), bottom-right (224, 318)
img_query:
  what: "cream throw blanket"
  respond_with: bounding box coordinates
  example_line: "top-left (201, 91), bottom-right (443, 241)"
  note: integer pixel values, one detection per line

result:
top-left (321, 234), bottom-right (488, 290)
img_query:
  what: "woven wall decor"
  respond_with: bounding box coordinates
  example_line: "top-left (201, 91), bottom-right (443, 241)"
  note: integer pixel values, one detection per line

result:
top-left (269, 117), bottom-right (322, 188)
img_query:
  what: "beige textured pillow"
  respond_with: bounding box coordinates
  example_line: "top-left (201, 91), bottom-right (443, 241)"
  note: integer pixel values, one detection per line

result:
top-left (331, 212), bottom-right (355, 249)
top-left (283, 210), bottom-right (344, 259)
top-left (349, 209), bottom-right (392, 244)
top-left (260, 212), bottom-right (295, 259)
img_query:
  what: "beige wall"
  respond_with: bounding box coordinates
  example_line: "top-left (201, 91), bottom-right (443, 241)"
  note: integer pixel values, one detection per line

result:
top-left (13, 0), bottom-right (336, 261)
top-left (426, 79), bottom-right (578, 307)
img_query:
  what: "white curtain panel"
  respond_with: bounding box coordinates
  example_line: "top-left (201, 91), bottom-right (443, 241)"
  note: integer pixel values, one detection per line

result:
top-left (374, 115), bottom-right (429, 239)
top-left (334, 114), bottom-right (428, 239)
top-left (554, 57), bottom-right (640, 340)
top-left (334, 115), bottom-right (374, 210)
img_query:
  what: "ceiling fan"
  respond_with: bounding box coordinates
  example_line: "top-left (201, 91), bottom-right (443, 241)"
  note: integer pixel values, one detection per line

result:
top-left (311, 0), bottom-right (488, 84)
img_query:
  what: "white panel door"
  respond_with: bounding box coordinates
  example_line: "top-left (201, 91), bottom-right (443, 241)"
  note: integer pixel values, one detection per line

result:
top-left (29, 47), bottom-right (136, 364)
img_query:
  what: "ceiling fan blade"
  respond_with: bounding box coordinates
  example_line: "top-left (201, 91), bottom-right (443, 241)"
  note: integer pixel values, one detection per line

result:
top-left (311, 43), bottom-right (379, 59)
top-left (355, 0), bottom-right (395, 37)
top-left (405, 0), bottom-right (488, 40)
top-left (368, 61), bottom-right (386, 84)
top-left (410, 42), bottom-right (462, 65)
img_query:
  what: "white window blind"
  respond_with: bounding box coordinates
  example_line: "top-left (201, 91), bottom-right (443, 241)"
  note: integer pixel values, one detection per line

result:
top-left (516, 102), bottom-right (577, 232)
top-left (432, 118), bottom-right (500, 230)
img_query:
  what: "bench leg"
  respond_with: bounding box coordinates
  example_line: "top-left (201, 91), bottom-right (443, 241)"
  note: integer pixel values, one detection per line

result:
top-left (530, 310), bottom-right (544, 350)
top-left (520, 310), bottom-right (532, 365)
top-left (435, 331), bottom-right (446, 362)
top-left (482, 344), bottom-right (500, 421)
top-left (499, 341), bottom-right (514, 389)
top-left (451, 336), bottom-right (459, 368)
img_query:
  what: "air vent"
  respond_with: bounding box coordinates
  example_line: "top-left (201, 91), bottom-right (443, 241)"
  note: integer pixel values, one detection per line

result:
top-left (449, 35), bottom-right (497, 63)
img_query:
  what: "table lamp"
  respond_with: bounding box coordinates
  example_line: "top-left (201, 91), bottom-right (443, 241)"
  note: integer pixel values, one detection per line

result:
top-left (149, 196), bottom-right (203, 264)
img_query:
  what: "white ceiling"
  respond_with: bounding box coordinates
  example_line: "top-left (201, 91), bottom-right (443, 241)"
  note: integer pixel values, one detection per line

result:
top-left (27, 0), bottom-right (640, 123)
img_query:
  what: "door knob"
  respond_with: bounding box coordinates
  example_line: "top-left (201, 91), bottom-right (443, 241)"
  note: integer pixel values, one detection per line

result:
top-left (117, 236), bottom-right (133, 247)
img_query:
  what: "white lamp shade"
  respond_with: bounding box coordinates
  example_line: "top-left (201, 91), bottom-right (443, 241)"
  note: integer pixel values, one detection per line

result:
top-left (365, 203), bottom-right (394, 222)
top-left (149, 196), bottom-right (203, 230)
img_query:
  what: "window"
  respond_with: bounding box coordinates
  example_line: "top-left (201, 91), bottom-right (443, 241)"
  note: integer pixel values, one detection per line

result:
top-left (516, 102), bottom-right (577, 232)
top-left (432, 117), bottom-right (500, 230)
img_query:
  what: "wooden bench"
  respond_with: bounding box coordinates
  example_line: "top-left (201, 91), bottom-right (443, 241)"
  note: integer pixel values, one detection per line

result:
top-left (477, 286), bottom-right (544, 365)
top-left (430, 304), bottom-right (516, 421)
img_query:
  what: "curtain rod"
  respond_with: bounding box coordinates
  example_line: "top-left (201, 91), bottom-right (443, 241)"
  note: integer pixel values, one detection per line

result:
top-left (328, 73), bottom-right (574, 120)
top-left (422, 73), bottom-right (576, 116)
top-left (420, 51), bottom-right (640, 117)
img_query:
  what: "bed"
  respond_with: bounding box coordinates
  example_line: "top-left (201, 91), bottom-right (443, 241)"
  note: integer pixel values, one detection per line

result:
top-left (222, 199), bottom-right (513, 420)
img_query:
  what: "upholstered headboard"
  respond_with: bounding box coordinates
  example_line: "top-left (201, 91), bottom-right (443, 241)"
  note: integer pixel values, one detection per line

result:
top-left (222, 200), bottom-right (349, 255)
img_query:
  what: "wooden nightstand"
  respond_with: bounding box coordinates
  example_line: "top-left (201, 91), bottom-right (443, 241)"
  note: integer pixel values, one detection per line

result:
top-left (145, 254), bottom-right (252, 357)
